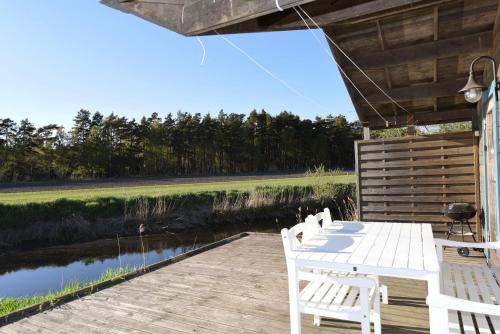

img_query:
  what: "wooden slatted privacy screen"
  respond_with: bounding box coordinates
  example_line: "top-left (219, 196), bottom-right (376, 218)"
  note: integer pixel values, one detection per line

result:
top-left (355, 132), bottom-right (480, 227)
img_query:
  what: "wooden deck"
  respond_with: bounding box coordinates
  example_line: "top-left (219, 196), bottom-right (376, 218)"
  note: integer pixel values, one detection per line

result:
top-left (0, 233), bottom-right (486, 334)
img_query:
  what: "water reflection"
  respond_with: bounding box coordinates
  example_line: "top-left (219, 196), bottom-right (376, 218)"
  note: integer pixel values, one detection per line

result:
top-left (0, 221), bottom-right (286, 297)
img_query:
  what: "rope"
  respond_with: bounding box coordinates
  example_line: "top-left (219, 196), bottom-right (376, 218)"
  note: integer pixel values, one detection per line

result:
top-left (297, 6), bottom-right (411, 117)
top-left (275, 0), bottom-right (283, 11)
top-left (293, 8), bottom-right (389, 127)
top-left (215, 31), bottom-right (330, 112)
top-left (196, 37), bottom-right (206, 65)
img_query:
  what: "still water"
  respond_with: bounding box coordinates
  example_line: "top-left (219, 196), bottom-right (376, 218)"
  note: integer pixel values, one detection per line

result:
top-left (0, 221), bottom-right (287, 297)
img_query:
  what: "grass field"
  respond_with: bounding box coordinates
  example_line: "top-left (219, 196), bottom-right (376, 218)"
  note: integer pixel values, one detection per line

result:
top-left (0, 174), bottom-right (355, 205)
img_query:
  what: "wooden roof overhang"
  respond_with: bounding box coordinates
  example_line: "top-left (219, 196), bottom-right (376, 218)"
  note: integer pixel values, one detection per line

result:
top-left (101, 0), bottom-right (500, 129)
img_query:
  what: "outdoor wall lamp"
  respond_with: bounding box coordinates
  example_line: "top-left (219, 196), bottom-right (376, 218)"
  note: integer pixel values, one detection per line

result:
top-left (459, 56), bottom-right (499, 103)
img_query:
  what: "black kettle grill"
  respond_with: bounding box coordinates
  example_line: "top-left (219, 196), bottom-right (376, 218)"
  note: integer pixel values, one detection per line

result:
top-left (444, 203), bottom-right (477, 257)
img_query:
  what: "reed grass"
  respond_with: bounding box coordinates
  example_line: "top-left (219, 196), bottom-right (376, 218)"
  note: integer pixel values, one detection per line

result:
top-left (334, 196), bottom-right (358, 221)
top-left (212, 186), bottom-right (315, 212)
top-left (0, 192), bottom-right (215, 227)
top-left (0, 267), bottom-right (135, 317)
top-left (0, 181), bottom-right (355, 228)
top-left (304, 165), bottom-right (351, 177)
top-left (212, 183), bottom-right (355, 223)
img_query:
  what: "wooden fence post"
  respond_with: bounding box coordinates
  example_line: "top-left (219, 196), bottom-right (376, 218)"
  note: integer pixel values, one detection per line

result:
top-left (355, 140), bottom-right (362, 221)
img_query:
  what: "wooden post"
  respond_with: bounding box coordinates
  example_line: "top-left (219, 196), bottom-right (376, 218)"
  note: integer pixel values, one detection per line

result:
top-left (473, 131), bottom-right (483, 241)
top-left (407, 113), bottom-right (416, 136)
top-left (363, 127), bottom-right (371, 140)
top-left (355, 141), bottom-right (362, 221)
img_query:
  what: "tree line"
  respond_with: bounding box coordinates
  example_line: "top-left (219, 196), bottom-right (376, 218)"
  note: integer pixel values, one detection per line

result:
top-left (0, 109), bottom-right (361, 182)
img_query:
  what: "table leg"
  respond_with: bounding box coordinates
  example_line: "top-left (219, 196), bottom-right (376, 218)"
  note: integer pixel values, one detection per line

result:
top-left (427, 273), bottom-right (448, 334)
top-left (288, 262), bottom-right (301, 334)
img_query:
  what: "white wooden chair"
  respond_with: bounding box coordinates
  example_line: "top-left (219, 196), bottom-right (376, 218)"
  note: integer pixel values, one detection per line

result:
top-left (313, 208), bottom-right (334, 229)
top-left (427, 239), bottom-right (500, 334)
top-left (282, 222), bottom-right (382, 334)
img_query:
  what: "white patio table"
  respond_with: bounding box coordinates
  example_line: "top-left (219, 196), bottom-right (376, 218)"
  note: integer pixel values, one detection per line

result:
top-left (286, 221), bottom-right (446, 334)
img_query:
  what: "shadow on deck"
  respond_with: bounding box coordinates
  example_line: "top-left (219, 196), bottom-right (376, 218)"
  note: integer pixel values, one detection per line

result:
top-left (0, 233), bottom-right (486, 334)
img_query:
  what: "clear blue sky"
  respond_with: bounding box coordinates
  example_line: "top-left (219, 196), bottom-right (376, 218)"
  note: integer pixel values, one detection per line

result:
top-left (0, 0), bottom-right (356, 128)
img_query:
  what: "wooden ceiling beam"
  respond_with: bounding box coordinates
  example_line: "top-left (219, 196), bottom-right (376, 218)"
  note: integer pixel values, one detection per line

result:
top-left (274, 0), bottom-right (455, 30)
top-left (375, 19), bottom-right (400, 127)
top-left (181, 0), bottom-right (316, 35)
top-left (361, 77), bottom-right (474, 103)
top-left (433, 7), bottom-right (439, 113)
top-left (342, 31), bottom-right (493, 70)
top-left (366, 107), bottom-right (475, 129)
top-left (322, 26), bottom-right (369, 124)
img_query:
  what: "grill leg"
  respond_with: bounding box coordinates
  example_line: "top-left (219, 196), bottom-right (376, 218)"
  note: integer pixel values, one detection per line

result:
top-left (444, 220), bottom-right (457, 250)
top-left (445, 220), bottom-right (456, 240)
top-left (466, 220), bottom-right (477, 243)
top-left (457, 219), bottom-right (471, 257)
top-left (461, 220), bottom-right (465, 242)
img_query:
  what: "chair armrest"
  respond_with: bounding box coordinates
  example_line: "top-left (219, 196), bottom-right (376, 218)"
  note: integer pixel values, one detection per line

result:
top-left (427, 294), bottom-right (500, 317)
top-left (434, 238), bottom-right (500, 250)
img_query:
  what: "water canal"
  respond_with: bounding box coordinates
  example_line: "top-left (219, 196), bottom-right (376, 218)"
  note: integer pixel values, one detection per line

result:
top-left (0, 220), bottom-right (288, 297)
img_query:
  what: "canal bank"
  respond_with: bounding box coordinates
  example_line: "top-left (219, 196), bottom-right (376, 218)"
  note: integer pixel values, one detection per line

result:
top-left (0, 183), bottom-right (355, 249)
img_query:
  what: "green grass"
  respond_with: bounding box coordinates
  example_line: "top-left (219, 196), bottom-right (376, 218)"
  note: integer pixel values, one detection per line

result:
top-left (0, 175), bottom-right (355, 205)
top-left (0, 267), bottom-right (135, 317)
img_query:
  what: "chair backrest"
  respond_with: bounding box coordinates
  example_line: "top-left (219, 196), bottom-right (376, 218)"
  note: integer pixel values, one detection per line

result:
top-left (281, 215), bottom-right (321, 257)
top-left (303, 214), bottom-right (321, 242)
top-left (314, 208), bottom-right (333, 228)
top-left (281, 224), bottom-right (304, 257)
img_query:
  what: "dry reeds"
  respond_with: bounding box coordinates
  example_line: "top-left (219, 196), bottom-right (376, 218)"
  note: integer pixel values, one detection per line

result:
top-left (335, 197), bottom-right (358, 221)
top-left (124, 197), bottom-right (175, 221)
top-left (212, 187), bottom-right (314, 213)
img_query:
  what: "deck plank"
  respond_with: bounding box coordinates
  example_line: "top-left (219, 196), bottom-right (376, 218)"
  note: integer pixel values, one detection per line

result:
top-left (0, 233), bottom-right (486, 334)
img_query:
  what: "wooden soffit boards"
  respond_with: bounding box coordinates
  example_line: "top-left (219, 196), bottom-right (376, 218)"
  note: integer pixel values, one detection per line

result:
top-left (100, 0), bottom-right (317, 36)
top-left (100, 0), bottom-right (457, 36)
top-left (325, 0), bottom-right (498, 128)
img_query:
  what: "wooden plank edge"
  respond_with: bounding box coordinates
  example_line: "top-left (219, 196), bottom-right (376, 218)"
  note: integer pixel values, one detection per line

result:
top-left (356, 131), bottom-right (473, 145)
top-left (0, 232), bottom-right (252, 327)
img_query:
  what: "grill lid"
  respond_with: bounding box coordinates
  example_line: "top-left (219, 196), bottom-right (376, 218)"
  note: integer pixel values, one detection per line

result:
top-left (445, 203), bottom-right (476, 221)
